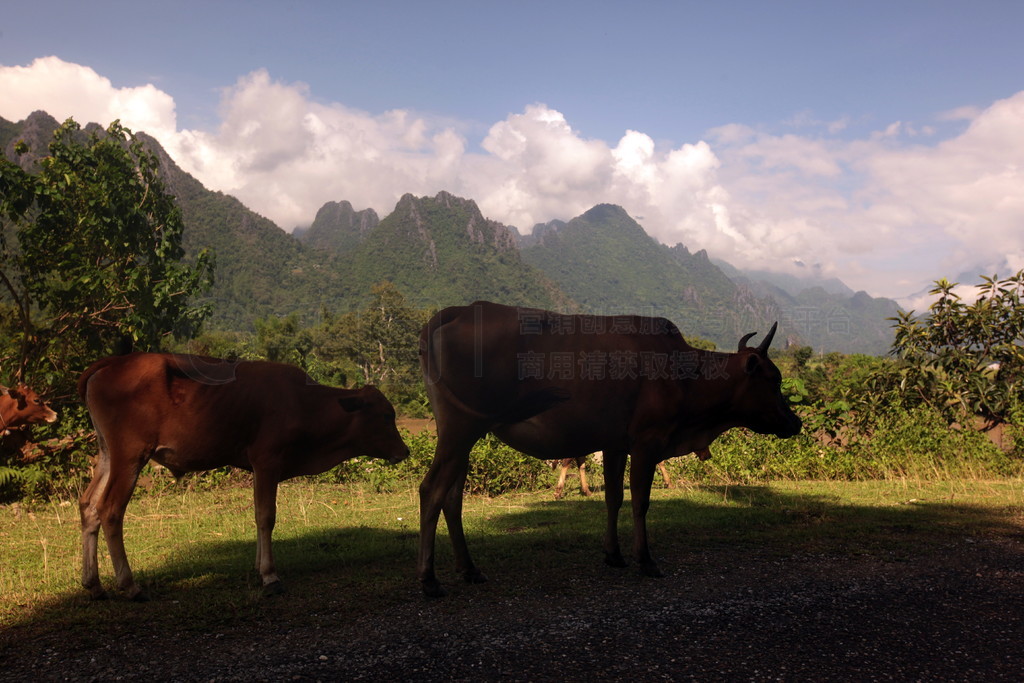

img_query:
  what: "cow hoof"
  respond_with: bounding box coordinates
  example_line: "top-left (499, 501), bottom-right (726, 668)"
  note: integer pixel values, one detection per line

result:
top-left (604, 552), bottom-right (628, 569)
top-left (262, 580), bottom-right (285, 597)
top-left (462, 568), bottom-right (488, 585)
top-left (128, 589), bottom-right (151, 603)
top-left (640, 562), bottom-right (664, 578)
top-left (88, 588), bottom-right (109, 601)
top-left (422, 580), bottom-right (448, 599)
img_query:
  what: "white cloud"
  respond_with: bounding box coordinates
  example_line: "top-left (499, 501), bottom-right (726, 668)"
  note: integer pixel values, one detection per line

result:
top-left (0, 57), bottom-right (178, 142)
top-left (3, 57), bottom-right (1024, 299)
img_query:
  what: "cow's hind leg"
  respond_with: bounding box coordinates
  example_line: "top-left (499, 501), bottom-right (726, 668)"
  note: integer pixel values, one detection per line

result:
top-left (658, 462), bottom-right (672, 488)
top-left (80, 442), bottom-right (110, 600)
top-left (443, 461), bottom-right (486, 585)
top-left (552, 459), bottom-right (571, 499)
top-left (418, 426), bottom-right (483, 597)
top-left (577, 456), bottom-right (592, 496)
top-left (601, 448), bottom-right (628, 568)
top-left (629, 451), bottom-right (663, 578)
top-left (253, 468), bottom-right (283, 596)
top-left (82, 434), bottom-right (148, 601)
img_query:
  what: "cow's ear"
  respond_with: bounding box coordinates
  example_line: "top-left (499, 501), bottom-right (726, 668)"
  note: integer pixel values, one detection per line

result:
top-left (743, 353), bottom-right (762, 375)
top-left (7, 387), bottom-right (26, 407)
top-left (338, 396), bottom-right (368, 413)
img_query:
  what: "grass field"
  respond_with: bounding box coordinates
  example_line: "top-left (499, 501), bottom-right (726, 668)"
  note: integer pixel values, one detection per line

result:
top-left (3, 475), bottom-right (1024, 646)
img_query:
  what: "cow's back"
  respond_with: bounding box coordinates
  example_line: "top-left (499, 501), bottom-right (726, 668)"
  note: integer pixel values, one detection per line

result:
top-left (81, 354), bottom-right (284, 473)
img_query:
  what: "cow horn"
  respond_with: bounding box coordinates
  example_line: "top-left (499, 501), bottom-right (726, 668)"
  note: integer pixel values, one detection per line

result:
top-left (757, 322), bottom-right (779, 355)
top-left (737, 332), bottom-right (757, 351)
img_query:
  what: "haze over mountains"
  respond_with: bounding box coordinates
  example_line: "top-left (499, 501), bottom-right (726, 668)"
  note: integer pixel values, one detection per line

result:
top-left (1, 111), bottom-right (898, 353)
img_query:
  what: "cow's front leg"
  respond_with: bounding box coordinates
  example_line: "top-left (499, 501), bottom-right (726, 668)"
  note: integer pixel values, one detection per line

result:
top-left (629, 452), bottom-right (663, 578)
top-left (253, 469), bottom-right (283, 596)
top-left (601, 449), bottom-right (628, 568)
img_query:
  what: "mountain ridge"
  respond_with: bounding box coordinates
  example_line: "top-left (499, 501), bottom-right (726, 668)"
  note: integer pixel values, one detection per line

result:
top-left (0, 111), bottom-right (897, 353)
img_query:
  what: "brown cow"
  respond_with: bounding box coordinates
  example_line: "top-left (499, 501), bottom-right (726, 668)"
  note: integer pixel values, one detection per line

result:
top-left (418, 301), bottom-right (801, 597)
top-left (0, 383), bottom-right (58, 434)
top-left (78, 353), bottom-right (409, 600)
top-left (551, 453), bottom-right (676, 499)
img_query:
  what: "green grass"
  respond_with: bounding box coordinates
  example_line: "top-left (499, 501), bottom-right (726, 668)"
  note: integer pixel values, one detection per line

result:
top-left (3, 475), bottom-right (1023, 647)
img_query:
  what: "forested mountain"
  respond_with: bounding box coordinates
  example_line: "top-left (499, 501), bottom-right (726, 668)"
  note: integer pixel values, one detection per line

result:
top-left (519, 204), bottom-right (782, 346)
top-left (0, 112), bottom-right (898, 353)
top-left (142, 133), bottom-right (351, 328)
top-left (2, 111), bottom-right (350, 329)
top-left (713, 256), bottom-right (899, 353)
top-left (328, 191), bottom-right (571, 310)
top-left (296, 200), bottom-right (379, 255)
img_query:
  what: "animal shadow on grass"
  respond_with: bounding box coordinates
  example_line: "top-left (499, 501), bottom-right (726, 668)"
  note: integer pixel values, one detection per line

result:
top-left (3, 523), bottom-right (418, 643)
top-left (422, 484), bottom-right (1023, 597)
top-left (6, 485), bottom-right (1021, 641)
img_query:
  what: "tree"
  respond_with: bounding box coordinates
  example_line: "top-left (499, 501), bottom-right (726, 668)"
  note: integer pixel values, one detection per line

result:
top-left (314, 282), bottom-right (428, 406)
top-left (254, 313), bottom-right (313, 365)
top-left (890, 271), bottom-right (1024, 426)
top-left (0, 119), bottom-right (213, 388)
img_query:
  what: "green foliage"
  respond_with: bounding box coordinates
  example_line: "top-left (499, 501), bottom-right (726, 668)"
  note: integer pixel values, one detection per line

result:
top-left (337, 193), bottom-right (565, 311)
top-left (891, 271), bottom-right (1024, 425)
top-left (0, 118), bottom-right (213, 386)
top-left (310, 282), bottom-right (430, 412)
top-left (464, 435), bottom-right (551, 496)
top-left (0, 119), bottom-right (214, 502)
top-left (254, 313), bottom-right (313, 364)
top-left (664, 403), bottom-right (1022, 485)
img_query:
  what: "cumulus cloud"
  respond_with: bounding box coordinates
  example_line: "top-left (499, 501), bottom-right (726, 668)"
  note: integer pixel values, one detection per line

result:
top-left (2, 56), bottom-right (1024, 300)
top-left (0, 57), bottom-right (179, 142)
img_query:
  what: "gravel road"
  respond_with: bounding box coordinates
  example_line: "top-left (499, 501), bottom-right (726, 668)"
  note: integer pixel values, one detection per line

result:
top-left (4, 530), bottom-right (1023, 681)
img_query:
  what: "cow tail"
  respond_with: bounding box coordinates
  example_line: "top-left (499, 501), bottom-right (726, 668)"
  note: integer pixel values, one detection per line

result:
top-left (419, 305), bottom-right (467, 387)
top-left (77, 357), bottom-right (119, 402)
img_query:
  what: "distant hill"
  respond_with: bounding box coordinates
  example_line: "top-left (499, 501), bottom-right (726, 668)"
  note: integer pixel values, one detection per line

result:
top-left (713, 258), bottom-right (898, 354)
top-left (296, 200), bottom-right (379, 255)
top-left (713, 259), bottom-right (855, 298)
top-left (1, 111), bottom-right (350, 329)
top-left (1, 111), bottom-right (899, 353)
top-left (329, 191), bottom-right (570, 310)
top-left (519, 204), bottom-right (781, 347)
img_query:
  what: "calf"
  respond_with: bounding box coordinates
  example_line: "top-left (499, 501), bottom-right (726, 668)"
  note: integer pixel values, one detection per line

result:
top-left (78, 353), bottom-right (409, 600)
top-left (0, 383), bottom-right (58, 434)
top-left (551, 453), bottom-right (677, 499)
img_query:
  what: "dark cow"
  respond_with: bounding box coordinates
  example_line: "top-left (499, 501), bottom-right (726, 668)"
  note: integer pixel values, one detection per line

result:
top-left (418, 301), bottom-right (801, 596)
top-left (78, 353), bottom-right (409, 600)
top-left (0, 383), bottom-right (58, 434)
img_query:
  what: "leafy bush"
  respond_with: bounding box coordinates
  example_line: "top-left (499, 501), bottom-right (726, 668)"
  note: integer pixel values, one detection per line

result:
top-left (663, 402), bottom-right (1023, 486)
top-left (311, 430), bottom-right (551, 497)
top-left (891, 271), bottom-right (1023, 425)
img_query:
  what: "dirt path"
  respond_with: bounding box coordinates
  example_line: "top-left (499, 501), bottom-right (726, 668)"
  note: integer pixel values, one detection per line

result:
top-left (4, 530), bottom-right (1024, 681)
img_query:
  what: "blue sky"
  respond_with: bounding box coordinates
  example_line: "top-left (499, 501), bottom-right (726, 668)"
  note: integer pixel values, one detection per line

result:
top-left (3, 1), bottom-right (1024, 301)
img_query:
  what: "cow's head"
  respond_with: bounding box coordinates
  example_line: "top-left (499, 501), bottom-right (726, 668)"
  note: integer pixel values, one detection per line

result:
top-left (730, 323), bottom-right (802, 439)
top-left (0, 383), bottom-right (59, 432)
top-left (338, 386), bottom-right (410, 464)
